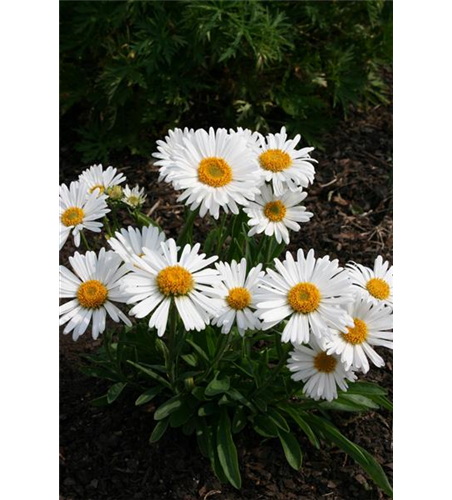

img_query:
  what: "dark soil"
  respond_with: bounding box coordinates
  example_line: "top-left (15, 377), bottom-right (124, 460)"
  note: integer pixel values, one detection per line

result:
top-left (60, 100), bottom-right (393, 500)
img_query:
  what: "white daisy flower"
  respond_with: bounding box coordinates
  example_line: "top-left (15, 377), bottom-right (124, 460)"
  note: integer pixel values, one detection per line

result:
top-left (244, 183), bottom-right (313, 244)
top-left (59, 181), bottom-right (110, 250)
top-left (122, 184), bottom-right (147, 208)
top-left (347, 255), bottom-right (393, 308)
top-left (256, 249), bottom-right (354, 345)
top-left (325, 297), bottom-right (393, 374)
top-left (122, 239), bottom-right (221, 337)
top-left (79, 164), bottom-right (126, 196)
top-left (253, 126), bottom-right (316, 195)
top-left (161, 127), bottom-right (262, 219)
top-left (287, 337), bottom-right (357, 401)
top-left (229, 127), bottom-right (263, 149)
top-left (152, 127), bottom-right (195, 182)
top-left (108, 225), bottom-right (166, 265)
top-left (59, 248), bottom-right (132, 341)
top-left (206, 258), bottom-right (264, 335)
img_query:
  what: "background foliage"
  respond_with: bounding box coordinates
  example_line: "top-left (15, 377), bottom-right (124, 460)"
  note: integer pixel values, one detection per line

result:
top-left (60, 0), bottom-right (392, 162)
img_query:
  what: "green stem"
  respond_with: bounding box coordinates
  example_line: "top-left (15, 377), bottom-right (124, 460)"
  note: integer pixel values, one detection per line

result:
top-left (252, 333), bottom-right (288, 397)
top-left (215, 213), bottom-right (228, 256)
top-left (167, 301), bottom-right (178, 388)
top-left (111, 204), bottom-right (120, 232)
top-left (177, 208), bottom-right (198, 246)
top-left (265, 236), bottom-right (275, 265)
top-left (200, 330), bottom-right (233, 382)
top-left (103, 216), bottom-right (113, 237)
top-left (80, 230), bottom-right (91, 251)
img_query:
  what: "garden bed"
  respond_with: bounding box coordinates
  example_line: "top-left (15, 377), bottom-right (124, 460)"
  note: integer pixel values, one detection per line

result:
top-left (60, 100), bottom-right (392, 500)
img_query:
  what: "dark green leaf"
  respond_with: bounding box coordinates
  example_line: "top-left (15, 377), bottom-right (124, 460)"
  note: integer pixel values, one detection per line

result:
top-left (205, 373), bottom-right (230, 397)
top-left (154, 395), bottom-right (184, 421)
top-left (252, 414), bottom-right (278, 438)
top-left (279, 405), bottom-right (320, 449)
top-left (90, 394), bottom-right (109, 407)
top-left (267, 407), bottom-right (290, 432)
top-left (127, 360), bottom-right (172, 389)
top-left (217, 408), bottom-right (242, 489)
top-left (277, 428), bottom-right (303, 471)
top-left (149, 418), bottom-right (169, 443)
top-left (181, 353), bottom-right (198, 367)
top-left (107, 382), bottom-right (126, 404)
top-left (135, 386), bottom-right (163, 406)
top-left (304, 414), bottom-right (392, 497)
top-left (232, 406), bottom-right (247, 434)
top-left (345, 381), bottom-right (388, 396)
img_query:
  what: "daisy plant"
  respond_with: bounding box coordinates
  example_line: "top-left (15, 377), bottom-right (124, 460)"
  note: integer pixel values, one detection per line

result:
top-left (59, 127), bottom-right (393, 497)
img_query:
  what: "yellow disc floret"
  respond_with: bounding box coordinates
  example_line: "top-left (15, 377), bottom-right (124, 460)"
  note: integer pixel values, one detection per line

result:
top-left (366, 278), bottom-right (390, 300)
top-left (287, 282), bottom-right (321, 314)
top-left (157, 265), bottom-right (194, 297)
top-left (77, 280), bottom-right (108, 309)
top-left (61, 207), bottom-right (85, 227)
top-left (259, 149), bottom-right (292, 172)
top-left (342, 318), bottom-right (368, 345)
top-left (226, 287), bottom-right (252, 310)
top-left (313, 351), bottom-right (337, 373)
top-left (198, 157), bottom-right (233, 187)
top-left (264, 200), bottom-right (287, 222)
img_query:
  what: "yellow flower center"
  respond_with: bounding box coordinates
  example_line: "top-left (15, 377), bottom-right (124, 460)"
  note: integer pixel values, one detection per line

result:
top-left (264, 200), bottom-right (287, 222)
top-left (157, 265), bottom-right (194, 296)
top-left (226, 287), bottom-right (252, 310)
top-left (341, 318), bottom-right (368, 345)
top-left (366, 278), bottom-right (390, 300)
top-left (287, 282), bottom-right (321, 314)
top-left (77, 280), bottom-right (108, 309)
top-left (259, 149), bottom-right (292, 172)
top-left (198, 157), bottom-right (233, 187)
top-left (313, 351), bottom-right (337, 373)
top-left (127, 195), bottom-right (142, 207)
top-left (89, 184), bottom-right (105, 195)
top-left (61, 207), bottom-right (85, 227)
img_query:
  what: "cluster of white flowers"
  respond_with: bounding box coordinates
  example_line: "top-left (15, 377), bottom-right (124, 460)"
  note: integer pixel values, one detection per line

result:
top-left (59, 165), bottom-right (147, 250)
top-left (59, 128), bottom-right (393, 403)
top-left (153, 126), bottom-right (315, 243)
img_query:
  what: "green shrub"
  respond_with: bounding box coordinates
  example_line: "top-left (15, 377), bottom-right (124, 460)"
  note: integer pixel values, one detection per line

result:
top-left (60, 0), bottom-right (392, 162)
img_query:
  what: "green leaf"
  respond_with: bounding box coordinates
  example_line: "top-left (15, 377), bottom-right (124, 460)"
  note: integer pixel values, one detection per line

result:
top-left (135, 386), bottom-right (163, 406)
top-left (252, 414), bottom-right (278, 438)
top-left (345, 381), bottom-right (388, 396)
top-left (267, 407), bottom-right (290, 432)
top-left (216, 408), bottom-right (242, 489)
top-left (185, 339), bottom-right (210, 362)
top-left (232, 406), bottom-right (247, 434)
top-left (198, 402), bottom-right (218, 417)
top-left (191, 387), bottom-right (206, 401)
top-left (205, 372), bottom-right (230, 397)
top-left (107, 382), bottom-right (126, 404)
top-left (341, 394), bottom-right (380, 409)
top-left (90, 394), bottom-right (109, 407)
top-left (277, 428), bottom-right (303, 471)
top-left (181, 353), bottom-right (198, 367)
top-left (195, 418), bottom-right (211, 458)
top-left (169, 400), bottom-right (194, 428)
top-left (371, 395), bottom-right (393, 411)
top-left (127, 360), bottom-right (172, 389)
top-left (253, 397), bottom-right (267, 413)
top-left (149, 418), bottom-right (169, 443)
top-left (195, 417), bottom-right (228, 483)
top-left (304, 414), bottom-right (393, 497)
top-left (226, 388), bottom-right (256, 413)
top-left (154, 395), bottom-right (184, 421)
top-left (279, 405), bottom-right (320, 449)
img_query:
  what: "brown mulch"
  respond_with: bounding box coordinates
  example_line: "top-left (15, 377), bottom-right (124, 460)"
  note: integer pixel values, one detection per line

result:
top-left (60, 100), bottom-right (393, 500)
